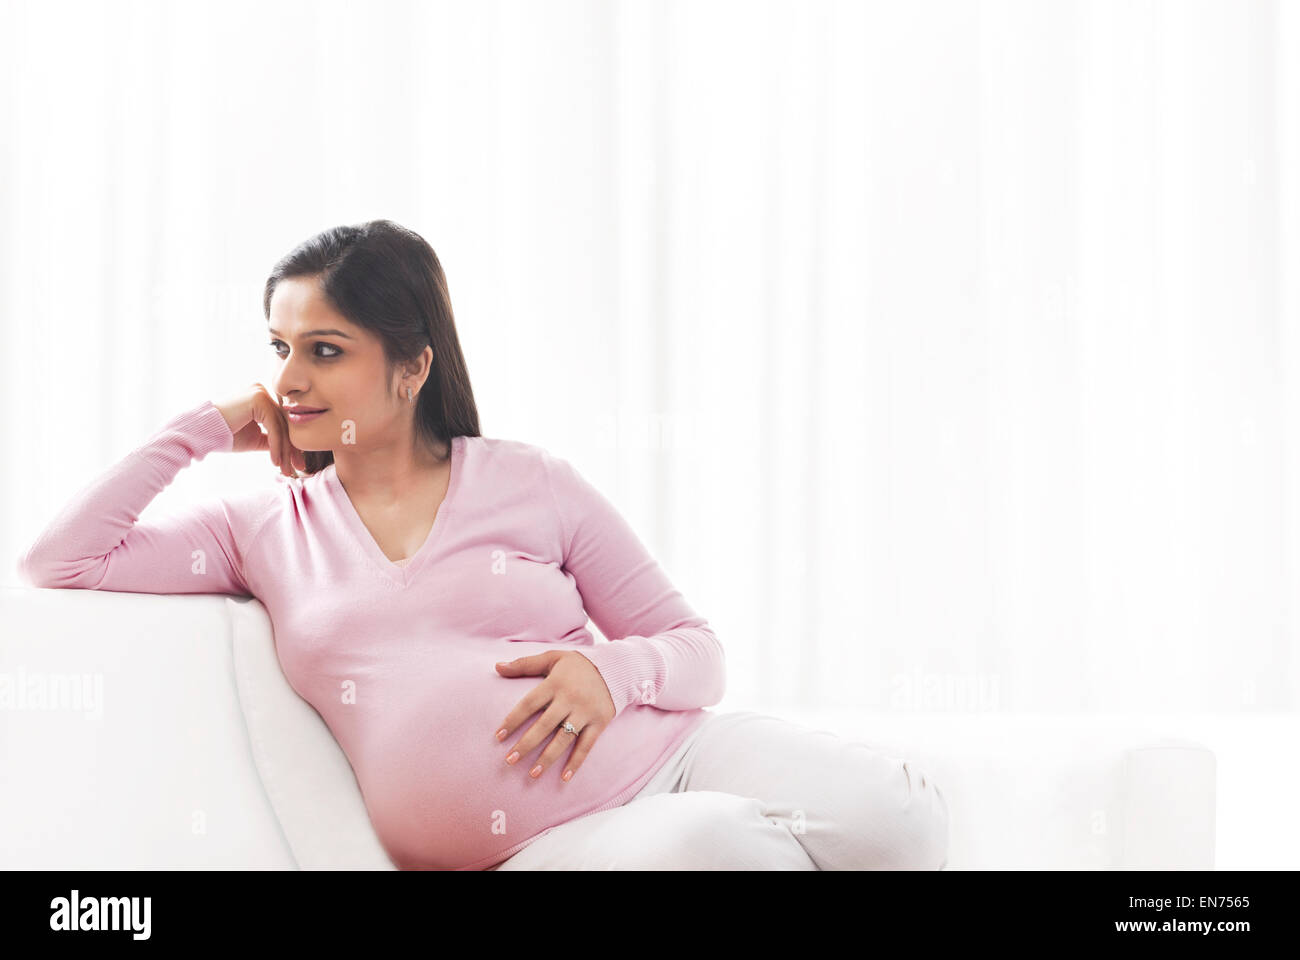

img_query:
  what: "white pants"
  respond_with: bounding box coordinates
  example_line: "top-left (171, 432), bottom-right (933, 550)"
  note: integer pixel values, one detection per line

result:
top-left (493, 709), bottom-right (950, 870)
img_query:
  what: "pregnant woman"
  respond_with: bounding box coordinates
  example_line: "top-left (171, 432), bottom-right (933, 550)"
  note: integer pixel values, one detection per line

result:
top-left (16, 219), bottom-right (949, 871)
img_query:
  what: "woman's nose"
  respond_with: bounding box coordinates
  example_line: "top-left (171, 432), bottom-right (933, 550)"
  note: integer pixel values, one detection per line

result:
top-left (271, 360), bottom-right (306, 401)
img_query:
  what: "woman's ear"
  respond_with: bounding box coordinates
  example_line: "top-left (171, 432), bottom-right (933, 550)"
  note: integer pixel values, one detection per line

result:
top-left (408, 345), bottom-right (434, 384)
top-left (398, 352), bottom-right (430, 391)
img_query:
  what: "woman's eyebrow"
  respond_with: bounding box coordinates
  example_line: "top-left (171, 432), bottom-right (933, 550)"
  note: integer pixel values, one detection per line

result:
top-left (267, 327), bottom-right (355, 339)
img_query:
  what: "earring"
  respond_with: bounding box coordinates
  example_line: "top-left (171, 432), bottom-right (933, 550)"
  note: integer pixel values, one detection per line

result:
top-left (407, 386), bottom-right (414, 402)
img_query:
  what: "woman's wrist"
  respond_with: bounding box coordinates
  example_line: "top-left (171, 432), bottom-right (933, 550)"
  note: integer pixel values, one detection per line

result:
top-left (214, 395), bottom-right (252, 434)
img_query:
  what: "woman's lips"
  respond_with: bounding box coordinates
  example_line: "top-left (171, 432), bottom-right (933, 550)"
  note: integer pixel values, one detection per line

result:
top-left (286, 408), bottom-right (328, 423)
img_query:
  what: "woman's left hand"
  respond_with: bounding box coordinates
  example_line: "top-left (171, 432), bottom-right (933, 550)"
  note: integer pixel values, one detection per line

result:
top-left (493, 650), bottom-right (617, 782)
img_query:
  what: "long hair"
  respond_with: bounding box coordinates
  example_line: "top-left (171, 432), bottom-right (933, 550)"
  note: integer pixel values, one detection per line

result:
top-left (262, 219), bottom-right (481, 475)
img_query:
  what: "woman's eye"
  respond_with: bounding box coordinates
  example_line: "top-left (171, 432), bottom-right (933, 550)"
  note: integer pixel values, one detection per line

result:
top-left (269, 340), bottom-right (341, 359)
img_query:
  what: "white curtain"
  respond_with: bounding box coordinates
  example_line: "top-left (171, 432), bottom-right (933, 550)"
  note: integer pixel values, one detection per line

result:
top-left (2, 0), bottom-right (1296, 717)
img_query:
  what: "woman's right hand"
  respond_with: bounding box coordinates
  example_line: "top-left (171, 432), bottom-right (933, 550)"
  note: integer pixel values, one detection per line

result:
top-left (214, 383), bottom-right (306, 477)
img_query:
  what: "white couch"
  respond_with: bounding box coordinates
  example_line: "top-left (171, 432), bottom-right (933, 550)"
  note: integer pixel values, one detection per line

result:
top-left (0, 584), bottom-right (1218, 870)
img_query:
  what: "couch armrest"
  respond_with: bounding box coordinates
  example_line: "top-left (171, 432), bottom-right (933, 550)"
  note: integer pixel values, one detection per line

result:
top-left (0, 585), bottom-right (295, 868)
top-left (1122, 740), bottom-right (1216, 869)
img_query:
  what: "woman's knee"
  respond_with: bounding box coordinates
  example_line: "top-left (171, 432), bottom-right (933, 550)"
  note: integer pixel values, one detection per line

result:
top-left (884, 759), bottom-right (949, 870)
top-left (838, 756), bottom-right (950, 870)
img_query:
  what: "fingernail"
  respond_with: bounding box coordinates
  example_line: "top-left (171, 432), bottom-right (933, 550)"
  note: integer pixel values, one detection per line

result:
top-left (529, 765), bottom-right (543, 778)
top-left (562, 769), bottom-right (573, 782)
top-left (506, 751), bottom-right (519, 764)
top-left (495, 728), bottom-right (508, 741)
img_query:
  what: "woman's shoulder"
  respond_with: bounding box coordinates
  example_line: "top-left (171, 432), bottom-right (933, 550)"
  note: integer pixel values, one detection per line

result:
top-left (459, 434), bottom-right (579, 497)
top-left (462, 433), bottom-right (556, 468)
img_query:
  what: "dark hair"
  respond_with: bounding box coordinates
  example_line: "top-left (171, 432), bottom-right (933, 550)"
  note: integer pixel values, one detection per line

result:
top-left (262, 219), bottom-right (481, 475)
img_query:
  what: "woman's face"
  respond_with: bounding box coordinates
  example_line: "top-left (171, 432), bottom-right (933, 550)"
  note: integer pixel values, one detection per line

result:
top-left (267, 276), bottom-right (408, 454)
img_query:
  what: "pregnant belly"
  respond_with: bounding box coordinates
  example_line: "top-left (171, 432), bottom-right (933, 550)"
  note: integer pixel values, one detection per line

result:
top-left (326, 639), bottom-right (688, 870)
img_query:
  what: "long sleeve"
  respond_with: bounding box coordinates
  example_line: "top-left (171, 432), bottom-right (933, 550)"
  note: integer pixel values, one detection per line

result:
top-left (15, 399), bottom-right (270, 596)
top-left (541, 449), bottom-right (726, 718)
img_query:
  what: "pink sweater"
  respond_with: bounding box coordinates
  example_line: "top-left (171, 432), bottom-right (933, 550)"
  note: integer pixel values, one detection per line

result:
top-left (16, 400), bottom-right (726, 870)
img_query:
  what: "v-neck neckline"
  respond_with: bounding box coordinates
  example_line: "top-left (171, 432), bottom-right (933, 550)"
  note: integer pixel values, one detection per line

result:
top-left (324, 435), bottom-right (465, 587)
